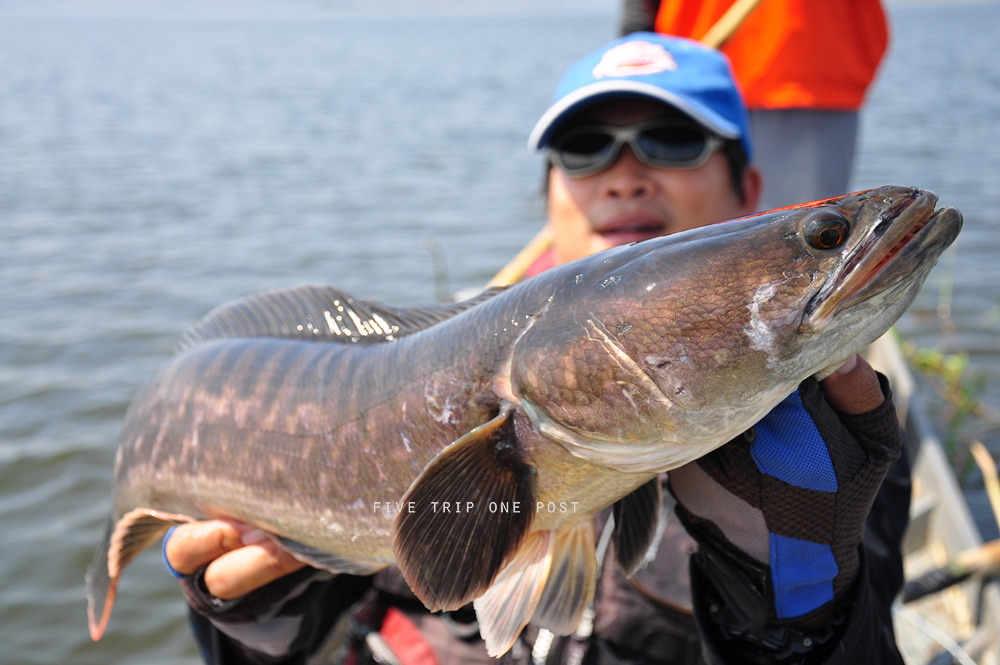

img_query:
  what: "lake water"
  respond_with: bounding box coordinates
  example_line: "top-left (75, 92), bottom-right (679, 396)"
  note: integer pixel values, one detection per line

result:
top-left (1, 2), bottom-right (998, 663)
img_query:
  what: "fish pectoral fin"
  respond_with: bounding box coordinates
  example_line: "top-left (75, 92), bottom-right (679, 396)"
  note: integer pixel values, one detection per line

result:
top-left (86, 508), bottom-right (192, 641)
top-left (276, 537), bottom-right (391, 575)
top-left (612, 478), bottom-right (663, 576)
top-left (531, 520), bottom-right (597, 635)
top-left (473, 531), bottom-right (553, 657)
top-left (393, 407), bottom-right (536, 613)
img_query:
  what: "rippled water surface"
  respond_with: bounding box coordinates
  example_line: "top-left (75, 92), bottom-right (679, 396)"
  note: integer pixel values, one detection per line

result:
top-left (1, 2), bottom-right (998, 663)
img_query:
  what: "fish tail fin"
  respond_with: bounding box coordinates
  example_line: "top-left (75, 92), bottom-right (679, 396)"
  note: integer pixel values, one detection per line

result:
top-left (474, 520), bottom-right (598, 657)
top-left (86, 518), bottom-right (117, 641)
top-left (86, 508), bottom-right (191, 640)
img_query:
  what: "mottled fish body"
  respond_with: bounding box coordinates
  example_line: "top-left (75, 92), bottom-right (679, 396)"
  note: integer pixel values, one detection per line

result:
top-left (87, 186), bottom-right (961, 655)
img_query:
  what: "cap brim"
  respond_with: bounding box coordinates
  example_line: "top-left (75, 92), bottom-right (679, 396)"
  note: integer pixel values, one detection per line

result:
top-left (528, 80), bottom-right (742, 151)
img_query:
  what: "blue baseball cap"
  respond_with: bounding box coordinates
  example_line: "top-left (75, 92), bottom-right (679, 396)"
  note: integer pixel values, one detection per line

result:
top-left (528, 32), bottom-right (753, 160)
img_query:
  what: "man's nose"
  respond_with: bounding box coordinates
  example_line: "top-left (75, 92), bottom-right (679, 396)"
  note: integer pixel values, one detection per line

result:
top-left (602, 146), bottom-right (654, 199)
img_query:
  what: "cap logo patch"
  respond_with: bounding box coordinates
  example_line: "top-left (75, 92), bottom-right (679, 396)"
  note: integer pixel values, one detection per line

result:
top-left (593, 41), bottom-right (678, 79)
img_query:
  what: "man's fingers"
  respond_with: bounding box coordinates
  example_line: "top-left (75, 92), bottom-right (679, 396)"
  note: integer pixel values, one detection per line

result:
top-left (164, 519), bottom-right (307, 598)
top-left (165, 519), bottom-right (249, 576)
top-left (819, 354), bottom-right (885, 415)
top-left (202, 538), bottom-right (307, 599)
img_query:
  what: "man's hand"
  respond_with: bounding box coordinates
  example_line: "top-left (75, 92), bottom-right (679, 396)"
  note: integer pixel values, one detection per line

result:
top-left (667, 354), bottom-right (902, 628)
top-left (818, 353), bottom-right (885, 415)
top-left (164, 519), bottom-right (306, 599)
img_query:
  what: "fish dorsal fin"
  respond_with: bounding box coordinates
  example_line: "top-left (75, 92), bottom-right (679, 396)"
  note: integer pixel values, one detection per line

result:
top-left (612, 478), bottom-right (662, 576)
top-left (529, 520), bottom-right (597, 635)
top-left (392, 407), bottom-right (536, 613)
top-left (178, 285), bottom-right (507, 349)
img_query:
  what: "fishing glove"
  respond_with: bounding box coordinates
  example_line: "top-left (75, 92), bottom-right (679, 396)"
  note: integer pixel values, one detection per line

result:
top-left (666, 373), bottom-right (901, 635)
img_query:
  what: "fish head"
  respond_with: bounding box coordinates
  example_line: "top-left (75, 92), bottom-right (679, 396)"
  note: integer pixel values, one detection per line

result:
top-left (512, 186), bottom-right (962, 472)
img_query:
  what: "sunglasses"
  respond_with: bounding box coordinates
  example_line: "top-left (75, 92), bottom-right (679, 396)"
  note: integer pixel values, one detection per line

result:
top-left (549, 120), bottom-right (724, 177)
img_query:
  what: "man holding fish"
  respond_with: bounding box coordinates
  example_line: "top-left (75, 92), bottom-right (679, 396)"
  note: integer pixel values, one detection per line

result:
top-left (158, 34), bottom-right (915, 664)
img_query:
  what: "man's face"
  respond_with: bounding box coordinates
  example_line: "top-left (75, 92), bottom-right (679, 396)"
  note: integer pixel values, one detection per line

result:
top-left (547, 98), bottom-right (760, 265)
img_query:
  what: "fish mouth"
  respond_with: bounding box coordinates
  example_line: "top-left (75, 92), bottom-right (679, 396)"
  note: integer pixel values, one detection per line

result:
top-left (804, 188), bottom-right (963, 325)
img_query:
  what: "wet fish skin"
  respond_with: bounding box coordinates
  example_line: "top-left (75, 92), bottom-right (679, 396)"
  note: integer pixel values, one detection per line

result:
top-left (87, 185), bottom-right (962, 656)
top-left (510, 186), bottom-right (961, 473)
top-left (111, 298), bottom-right (524, 558)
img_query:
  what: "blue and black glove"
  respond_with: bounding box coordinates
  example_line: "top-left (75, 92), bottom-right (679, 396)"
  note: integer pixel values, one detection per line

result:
top-left (667, 372), bottom-right (901, 656)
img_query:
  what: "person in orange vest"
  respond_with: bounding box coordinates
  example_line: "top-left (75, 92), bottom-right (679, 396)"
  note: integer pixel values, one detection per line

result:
top-left (621, 0), bottom-right (889, 210)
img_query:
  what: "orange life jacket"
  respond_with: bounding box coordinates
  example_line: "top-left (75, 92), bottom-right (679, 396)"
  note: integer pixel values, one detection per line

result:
top-left (654, 0), bottom-right (888, 110)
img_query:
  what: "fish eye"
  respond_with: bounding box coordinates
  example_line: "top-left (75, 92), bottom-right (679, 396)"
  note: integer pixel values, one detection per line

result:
top-left (805, 212), bottom-right (850, 250)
